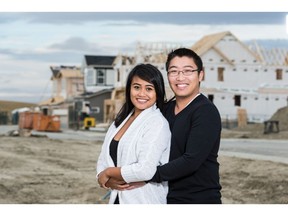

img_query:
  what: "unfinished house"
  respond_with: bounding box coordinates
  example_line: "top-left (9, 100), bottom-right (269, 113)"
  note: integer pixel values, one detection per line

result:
top-left (191, 31), bottom-right (288, 123)
top-left (106, 42), bottom-right (181, 124)
top-left (111, 33), bottom-right (288, 126)
top-left (113, 42), bottom-right (181, 98)
top-left (39, 65), bottom-right (84, 129)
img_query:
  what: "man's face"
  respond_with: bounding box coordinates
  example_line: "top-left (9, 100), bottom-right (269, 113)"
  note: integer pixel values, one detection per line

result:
top-left (167, 56), bottom-right (203, 100)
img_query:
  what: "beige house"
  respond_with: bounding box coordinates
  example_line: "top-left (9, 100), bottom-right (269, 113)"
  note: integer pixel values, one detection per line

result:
top-left (39, 65), bottom-right (84, 129)
top-left (39, 65), bottom-right (84, 106)
top-left (50, 65), bottom-right (84, 102)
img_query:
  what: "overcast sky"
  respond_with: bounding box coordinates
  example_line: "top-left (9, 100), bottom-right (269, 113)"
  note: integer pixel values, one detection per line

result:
top-left (0, 11), bottom-right (288, 103)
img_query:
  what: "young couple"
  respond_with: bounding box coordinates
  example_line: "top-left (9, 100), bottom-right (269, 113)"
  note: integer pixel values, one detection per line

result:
top-left (96, 48), bottom-right (222, 204)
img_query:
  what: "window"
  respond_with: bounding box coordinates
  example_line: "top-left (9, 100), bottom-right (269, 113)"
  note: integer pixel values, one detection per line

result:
top-left (217, 67), bottom-right (224, 81)
top-left (276, 69), bottom-right (283, 80)
top-left (96, 69), bottom-right (105, 85)
top-left (87, 69), bottom-right (95, 86)
top-left (234, 95), bottom-right (241, 106)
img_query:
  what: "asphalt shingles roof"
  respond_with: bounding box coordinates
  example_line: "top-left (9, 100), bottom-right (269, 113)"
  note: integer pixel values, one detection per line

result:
top-left (84, 55), bottom-right (116, 66)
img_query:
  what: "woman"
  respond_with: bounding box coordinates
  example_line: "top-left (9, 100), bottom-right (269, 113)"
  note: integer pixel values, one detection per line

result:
top-left (96, 64), bottom-right (171, 204)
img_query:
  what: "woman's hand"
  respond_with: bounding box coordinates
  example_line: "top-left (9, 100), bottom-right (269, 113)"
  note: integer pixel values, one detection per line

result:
top-left (98, 167), bottom-right (125, 190)
top-left (105, 178), bottom-right (130, 191)
top-left (97, 170), bottom-right (111, 189)
top-left (97, 167), bottom-right (146, 191)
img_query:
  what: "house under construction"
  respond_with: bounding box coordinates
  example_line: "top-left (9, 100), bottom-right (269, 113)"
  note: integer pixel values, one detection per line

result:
top-left (36, 31), bottom-right (288, 130)
top-left (111, 31), bottom-right (288, 125)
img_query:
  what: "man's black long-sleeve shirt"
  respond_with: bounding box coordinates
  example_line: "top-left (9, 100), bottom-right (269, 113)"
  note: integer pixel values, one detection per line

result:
top-left (151, 94), bottom-right (222, 204)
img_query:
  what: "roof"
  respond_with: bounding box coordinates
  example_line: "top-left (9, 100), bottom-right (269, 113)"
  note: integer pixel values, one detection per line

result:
top-left (191, 31), bottom-right (229, 56)
top-left (249, 42), bottom-right (288, 66)
top-left (55, 70), bottom-right (83, 78)
top-left (191, 31), bottom-right (261, 62)
top-left (38, 96), bottom-right (65, 106)
top-left (84, 55), bottom-right (116, 67)
top-left (79, 88), bottom-right (114, 99)
top-left (50, 65), bottom-right (81, 79)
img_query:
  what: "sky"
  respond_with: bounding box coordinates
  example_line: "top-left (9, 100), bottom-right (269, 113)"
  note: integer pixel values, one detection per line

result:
top-left (0, 2), bottom-right (288, 104)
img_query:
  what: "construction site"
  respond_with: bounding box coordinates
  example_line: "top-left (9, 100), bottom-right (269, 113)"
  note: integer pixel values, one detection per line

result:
top-left (0, 122), bottom-right (287, 204)
top-left (1, 11), bottom-right (288, 208)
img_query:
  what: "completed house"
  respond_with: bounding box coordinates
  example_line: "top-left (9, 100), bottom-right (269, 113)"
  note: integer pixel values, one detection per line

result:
top-left (81, 55), bottom-right (116, 93)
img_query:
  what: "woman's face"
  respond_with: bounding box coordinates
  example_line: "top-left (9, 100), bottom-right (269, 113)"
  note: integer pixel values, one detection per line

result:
top-left (130, 75), bottom-right (157, 114)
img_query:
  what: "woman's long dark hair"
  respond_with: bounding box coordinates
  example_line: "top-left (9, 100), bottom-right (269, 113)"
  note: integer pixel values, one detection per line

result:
top-left (114, 64), bottom-right (166, 127)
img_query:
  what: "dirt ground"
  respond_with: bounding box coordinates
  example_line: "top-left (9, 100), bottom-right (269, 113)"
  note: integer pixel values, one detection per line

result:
top-left (0, 131), bottom-right (288, 204)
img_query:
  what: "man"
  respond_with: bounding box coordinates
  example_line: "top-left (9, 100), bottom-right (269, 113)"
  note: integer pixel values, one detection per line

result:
top-left (149, 48), bottom-right (222, 204)
top-left (103, 48), bottom-right (222, 204)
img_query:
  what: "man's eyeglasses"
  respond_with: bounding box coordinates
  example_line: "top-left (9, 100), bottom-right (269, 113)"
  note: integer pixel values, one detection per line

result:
top-left (167, 69), bottom-right (199, 77)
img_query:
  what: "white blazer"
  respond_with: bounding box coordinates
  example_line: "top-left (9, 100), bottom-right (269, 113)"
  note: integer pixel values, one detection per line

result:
top-left (96, 104), bottom-right (171, 204)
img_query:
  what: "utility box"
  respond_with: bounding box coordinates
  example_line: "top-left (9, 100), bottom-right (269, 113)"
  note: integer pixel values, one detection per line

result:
top-left (33, 113), bottom-right (61, 132)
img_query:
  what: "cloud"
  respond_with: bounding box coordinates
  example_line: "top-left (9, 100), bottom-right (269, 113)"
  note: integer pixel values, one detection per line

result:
top-left (0, 37), bottom-right (120, 63)
top-left (48, 37), bottom-right (104, 53)
top-left (1, 23), bottom-right (287, 65)
top-left (250, 39), bottom-right (288, 49)
top-left (0, 48), bottom-right (82, 63)
top-left (0, 12), bottom-right (287, 25)
top-left (0, 13), bottom-right (22, 24)
top-left (0, 11), bottom-right (287, 103)
top-left (0, 55), bottom-right (53, 103)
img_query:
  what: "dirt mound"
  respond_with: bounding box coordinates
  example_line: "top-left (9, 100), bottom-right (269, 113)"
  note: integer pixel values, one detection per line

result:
top-left (222, 106), bottom-right (288, 140)
top-left (270, 106), bottom-right (288, 131)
